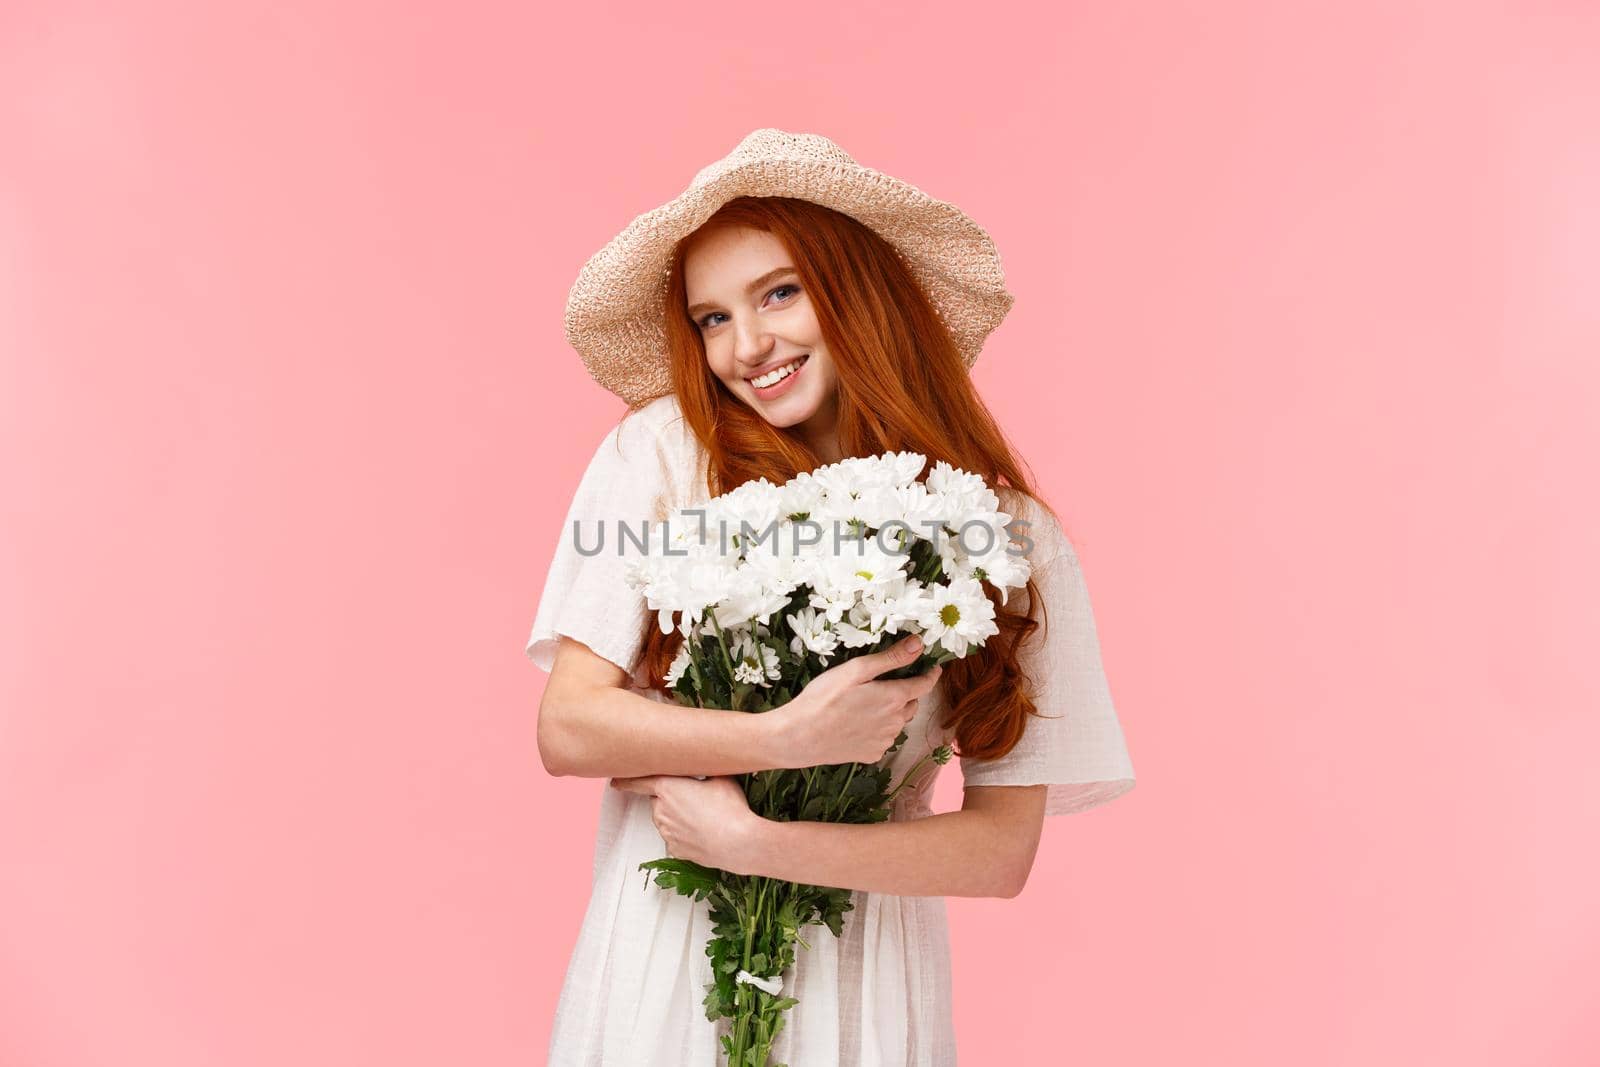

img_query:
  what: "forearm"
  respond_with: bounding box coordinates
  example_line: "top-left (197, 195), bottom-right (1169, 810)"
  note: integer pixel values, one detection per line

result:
top-left (743, 810), bottom-right (1023, 899)
top-left (541, 685), bottom-right (780, 779)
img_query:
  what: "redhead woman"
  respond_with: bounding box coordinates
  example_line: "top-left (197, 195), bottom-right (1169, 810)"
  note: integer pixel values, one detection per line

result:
top-left (526, 129), bottom-right (1136, 1066)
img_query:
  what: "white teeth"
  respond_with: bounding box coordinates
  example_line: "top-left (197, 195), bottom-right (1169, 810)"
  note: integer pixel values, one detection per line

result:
top-left (751, 356), bottom-right (806, 388)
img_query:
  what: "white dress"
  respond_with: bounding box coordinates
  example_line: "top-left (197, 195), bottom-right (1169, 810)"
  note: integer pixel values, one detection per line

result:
top-left (525, 394), bottom-right (1136, 1066)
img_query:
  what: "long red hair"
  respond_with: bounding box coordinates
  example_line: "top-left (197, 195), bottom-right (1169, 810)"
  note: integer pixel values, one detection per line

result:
top-left (627, 195), bottom-right (1062, 763)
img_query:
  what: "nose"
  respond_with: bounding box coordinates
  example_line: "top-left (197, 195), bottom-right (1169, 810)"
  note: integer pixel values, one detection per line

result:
top-left (731, 315), bottom-right (775, 373)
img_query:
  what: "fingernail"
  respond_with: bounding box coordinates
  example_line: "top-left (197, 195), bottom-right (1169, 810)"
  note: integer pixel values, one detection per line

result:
top-left (908, 636), bottom-right (923, 652)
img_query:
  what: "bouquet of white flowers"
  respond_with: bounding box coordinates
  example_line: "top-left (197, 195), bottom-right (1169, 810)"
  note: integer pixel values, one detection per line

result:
top-left (623, 451), bottom-right (1032, 1067)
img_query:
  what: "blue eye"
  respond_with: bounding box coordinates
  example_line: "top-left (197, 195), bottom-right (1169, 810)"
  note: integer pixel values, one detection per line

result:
top-left (695, 283), bottom-right (800, 330)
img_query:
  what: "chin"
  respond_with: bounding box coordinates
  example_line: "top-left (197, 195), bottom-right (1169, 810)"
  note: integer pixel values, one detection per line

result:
top-left (745, 390), bottom-right (820, 428)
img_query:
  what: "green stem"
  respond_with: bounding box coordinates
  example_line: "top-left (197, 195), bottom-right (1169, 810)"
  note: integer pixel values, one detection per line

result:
top-left (750, 880), bottom-right (777, 1067)
top-left (730, 878), bottom-right (756, 1062)
top-left (824, 762), bottom-right (860, 821)
top-left (885, 753), bottom-right (934, 805)
top-left (797, 766), bottom-right (817, 816)
top-left (706, 611), bottom-right (743, 712)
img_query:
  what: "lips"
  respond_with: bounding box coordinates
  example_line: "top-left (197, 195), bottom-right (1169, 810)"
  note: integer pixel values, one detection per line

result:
top-left (746, 354), bottom-right (810, 387)
top-left (748, 353), bottom-right (810, 399)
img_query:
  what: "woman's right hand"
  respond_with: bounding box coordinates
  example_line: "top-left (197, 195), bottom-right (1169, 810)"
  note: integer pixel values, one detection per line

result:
top-left (766, 634), bottom-right (943, 769)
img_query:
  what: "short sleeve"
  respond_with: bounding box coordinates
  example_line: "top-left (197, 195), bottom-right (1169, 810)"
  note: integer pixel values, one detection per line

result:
top-left (523, 406), bottom-right (673, 677)
top-left (959, 506), bottom-right (1136, 816)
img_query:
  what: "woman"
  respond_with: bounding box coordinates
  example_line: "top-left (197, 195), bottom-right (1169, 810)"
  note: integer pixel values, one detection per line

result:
top-left (526, 129), bottom-right (1136, 1065)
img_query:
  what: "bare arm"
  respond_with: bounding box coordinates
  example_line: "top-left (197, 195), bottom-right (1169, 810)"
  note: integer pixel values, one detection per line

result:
top-left (735, 784), bottom-right (1048, 899)
top-left (537, 636), bottom-right (782, 779)
top-left (540, 632), bottom-right (935, 781)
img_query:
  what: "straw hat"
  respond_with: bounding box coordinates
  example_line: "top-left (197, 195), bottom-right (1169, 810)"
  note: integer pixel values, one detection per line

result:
top-left (563, 128), bottom-right (1016, 407)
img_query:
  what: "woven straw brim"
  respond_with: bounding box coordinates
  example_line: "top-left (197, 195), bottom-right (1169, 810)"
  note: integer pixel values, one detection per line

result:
top-left (564, 156), bottom-right (1015, 407)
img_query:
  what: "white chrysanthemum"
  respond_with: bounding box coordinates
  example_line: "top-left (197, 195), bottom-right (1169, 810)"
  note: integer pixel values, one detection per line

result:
top-left (833, 622), bottom-right (878, 649)
top-left (808, 483), bottom-right (875, 532)
top-left (833, 600), bottom-right (894, 649)
top-left (731, 632), bottom-right (783, 685)
top-left (801, 539), bottom-right (913, 626)
top-left (664, 642), bottom-right (693, 687)
top-left (740, 526), bottom-right (816, 591)
top-left (716, 476), bottom-right (783, 515)
top-left (880, 451), bottom-right (928, 488)
top-left (658, 505), bottom-right (734, 557)
top-left (805, 585), bottom-right (855, 626)
top-left (915, 576), bottom-right (999, 658)
top-left (812, 455), bottom-right (898, 495)
top-left (941, 511), bottom-right (994, 555)
top-left (865, 575), bottom-right (927, 635)
top-left (813, 539), bottom-right (913, 602)
top-left (636, 553), bottom-right (742, 634)
top-left (783, 517), bottom-right (834, 560)
top-left (931, 523), bottom-right (964, 583)
top-left (622, 523), bottom-right (679, 595)
top-left (926, 460), bottom-right (1001, 514)
top-left (813, 456), bottom-right (924, 530)
top-left (786, 606), bottom-right (840, 663)
top-left (936, 510), bottom-right (1016, 587)
top-left (626, 509), bottom-right (743, 627)
top-left (837, 484), bottom-right (906, 532)
top-left (869, 483), bottom-right (947, 545)
top-left (966, 525), bottom-right (1033, 604)
top-left (711, 567), bottom-right (795, 630)
top-left (757, 644), bottom-right (782, 682)
top-left (778, 472), bottom-right (825, 522)
top-left (710, 478), bottom-right (786, 555)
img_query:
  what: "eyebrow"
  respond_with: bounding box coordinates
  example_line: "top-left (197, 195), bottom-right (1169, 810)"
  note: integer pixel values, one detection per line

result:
top-left (685, 266), bottom-right (799, 318)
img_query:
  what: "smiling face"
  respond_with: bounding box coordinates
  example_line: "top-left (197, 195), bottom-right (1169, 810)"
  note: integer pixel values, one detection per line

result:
top-left (682, 226), bottom-right (841, 456)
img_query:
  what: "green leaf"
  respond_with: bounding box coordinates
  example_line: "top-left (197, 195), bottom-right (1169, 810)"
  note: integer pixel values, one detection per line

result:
top-left (637, 858), bottom-right (720, 899)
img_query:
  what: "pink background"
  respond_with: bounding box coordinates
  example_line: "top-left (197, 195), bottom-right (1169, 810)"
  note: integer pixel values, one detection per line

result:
top-left (4, 2), bottom-right (1597, 1063)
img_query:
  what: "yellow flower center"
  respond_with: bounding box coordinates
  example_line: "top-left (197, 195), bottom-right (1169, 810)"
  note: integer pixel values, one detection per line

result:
top-left (939, 604), bottom-right (961, 626)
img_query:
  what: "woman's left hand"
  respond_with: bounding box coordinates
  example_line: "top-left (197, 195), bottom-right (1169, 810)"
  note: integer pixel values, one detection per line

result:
top-left (609, 774), bottom-right (765, 874)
